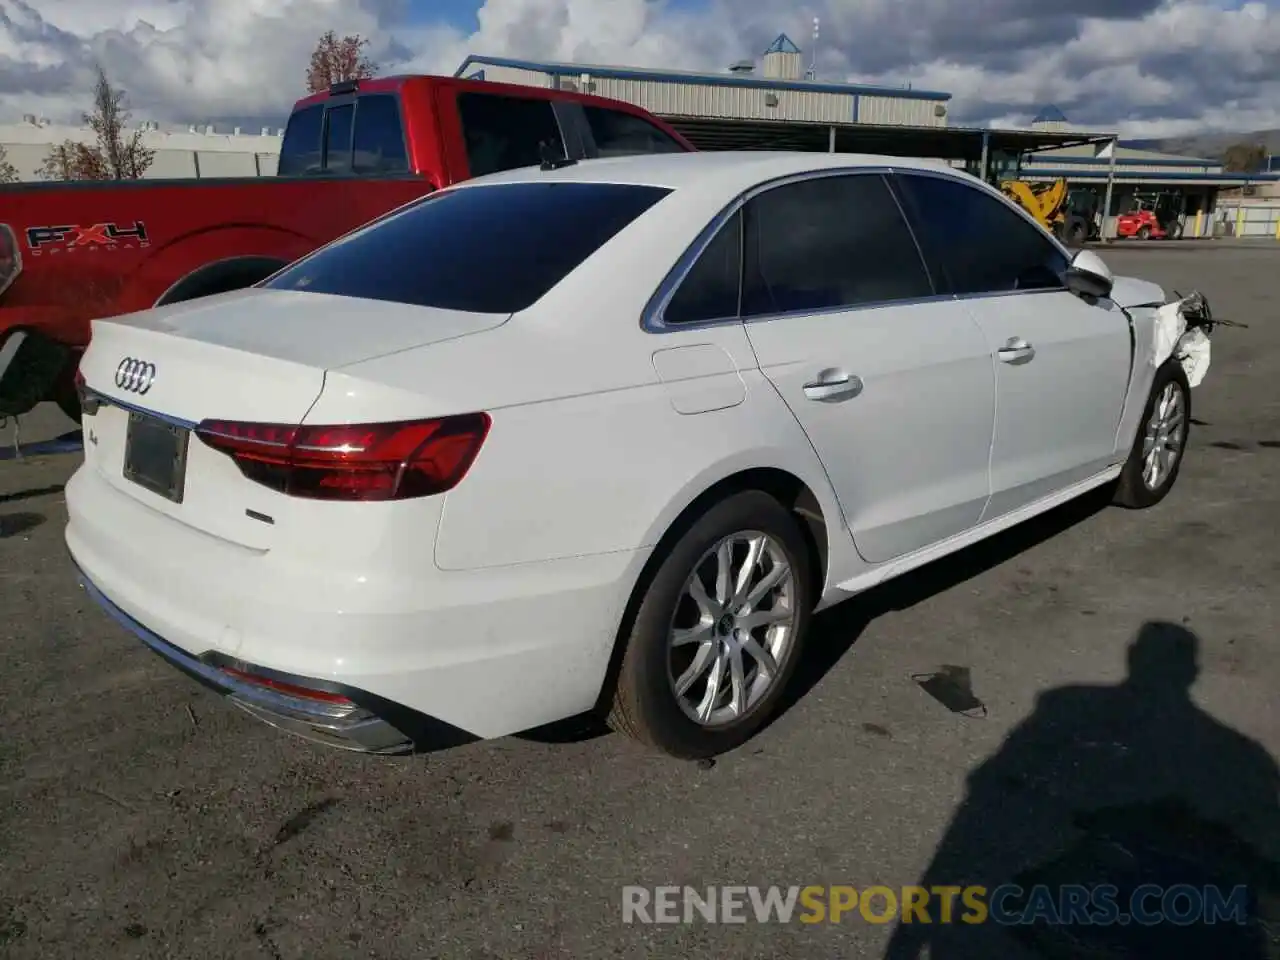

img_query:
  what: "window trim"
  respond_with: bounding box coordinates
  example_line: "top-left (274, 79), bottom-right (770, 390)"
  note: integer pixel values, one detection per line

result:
top-left (887, 167), bottom-right (1074, 301)
top-left (643, 166), bottom-right (950, 333)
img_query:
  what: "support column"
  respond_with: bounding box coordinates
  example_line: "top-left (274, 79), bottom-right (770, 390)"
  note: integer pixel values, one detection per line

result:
top-left (979, 132), bottom-right (989, 183)
top-left (828, 125), bottom-right (836, 153)
top-left (1100, 138), bottom-right (1118, 241)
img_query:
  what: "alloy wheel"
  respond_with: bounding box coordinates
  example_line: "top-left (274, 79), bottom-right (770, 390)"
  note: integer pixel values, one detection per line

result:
top-left (667, 531), bottom-right (798, 727)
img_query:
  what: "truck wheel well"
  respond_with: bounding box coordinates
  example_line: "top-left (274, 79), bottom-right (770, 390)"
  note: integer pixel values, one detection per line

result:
top-left (154, 256), bottom-right (289, 306)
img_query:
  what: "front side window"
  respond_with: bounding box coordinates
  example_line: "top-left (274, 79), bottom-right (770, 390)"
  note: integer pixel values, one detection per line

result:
top-left (663, 210), bottom-right (742, 325)
top-left (265, 182), bottom-right (670, 314)
top-left (741, 173), bottom-right (935, 317)
top-left (893, 173), bottom-right (1069, 295)
top-left (277, 104), bottom-right (324, 176)
top-left (457, 92), bottom-right (566, 177)
top-left (583, 106), bottom-right (686, 158)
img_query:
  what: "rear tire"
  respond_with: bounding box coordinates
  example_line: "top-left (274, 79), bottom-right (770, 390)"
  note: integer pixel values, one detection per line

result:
top-left (607, 490), bottom-right (814, 760)
top-left (1113, 361), bottom-right (1191, 509)
top-left (1136, 225), bottom-right (1152, 240)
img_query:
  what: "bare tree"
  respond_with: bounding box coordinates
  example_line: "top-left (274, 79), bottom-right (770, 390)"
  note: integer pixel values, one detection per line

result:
top-left (38, 66), bottom-right (154, 181)
top-left (0, 145), bottom-right (17, 183)
top-left (306, 31), bottom-right (377, 92)
top-left (36, 140), bottom-right (109, 181)
top-left (83, 66), bottom-right (155, 178)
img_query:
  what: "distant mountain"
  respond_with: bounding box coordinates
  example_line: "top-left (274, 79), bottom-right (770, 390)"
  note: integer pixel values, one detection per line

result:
top-left (1126, 129), bottom-right (1280, 161)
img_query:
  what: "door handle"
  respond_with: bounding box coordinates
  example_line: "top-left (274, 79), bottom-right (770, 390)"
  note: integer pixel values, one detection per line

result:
top-left (998, 338), bottom-right (1036, 364)
top-left (803, 371), bottom-right (863, 402)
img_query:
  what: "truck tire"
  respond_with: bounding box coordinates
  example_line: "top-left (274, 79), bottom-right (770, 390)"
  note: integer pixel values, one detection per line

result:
top-left (1113, 360), bottom-right (1191, 509)
top-left (606, 490), bottom-right (814, 760)
top-left (155, 256), bottom-right (289, 306)
top-left (1064, 218), bottom-right (1088, 246)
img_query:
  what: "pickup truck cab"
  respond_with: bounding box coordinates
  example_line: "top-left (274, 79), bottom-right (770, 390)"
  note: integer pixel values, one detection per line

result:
top-left (0, 74), bottom-right (693, 421)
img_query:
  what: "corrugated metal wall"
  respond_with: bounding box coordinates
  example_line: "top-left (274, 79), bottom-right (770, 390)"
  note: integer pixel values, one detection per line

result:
top-left (855, 95), bottom-right (945, 127)
top-left (545, 73), bottom-right (946, 127)
top-left (470, 64), bottom-right (552, 87)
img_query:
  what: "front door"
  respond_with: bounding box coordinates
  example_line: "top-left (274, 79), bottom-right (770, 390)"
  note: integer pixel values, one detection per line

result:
top-left (736, 171), bottom-right (997, 564)
top-left (893, 171), bottom-right (1132, 521)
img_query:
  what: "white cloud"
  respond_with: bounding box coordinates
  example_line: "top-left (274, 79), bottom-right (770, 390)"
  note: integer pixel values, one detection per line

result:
top-left (0, 0), bottom-right (1278, 138)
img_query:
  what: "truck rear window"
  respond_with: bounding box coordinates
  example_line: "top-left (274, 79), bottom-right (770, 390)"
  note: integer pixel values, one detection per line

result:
top-left (263, 181), bottom-right (672, 314)
top-left (278, 95), bottom-right (408, 176)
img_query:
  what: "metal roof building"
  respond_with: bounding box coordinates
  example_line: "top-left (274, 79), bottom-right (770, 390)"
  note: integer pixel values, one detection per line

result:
top-left (455, 33), bottom-right (953, 129)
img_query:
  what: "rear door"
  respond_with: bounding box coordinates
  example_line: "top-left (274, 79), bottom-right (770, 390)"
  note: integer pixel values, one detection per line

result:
top-left (892, 170), bottom-right (1132, 521)
top-left (736, 171), bottom-right (997, 564)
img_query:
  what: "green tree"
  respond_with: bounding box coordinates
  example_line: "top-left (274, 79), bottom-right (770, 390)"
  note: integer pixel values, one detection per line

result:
top-left (1222, 142), bottom-right (1266, 173)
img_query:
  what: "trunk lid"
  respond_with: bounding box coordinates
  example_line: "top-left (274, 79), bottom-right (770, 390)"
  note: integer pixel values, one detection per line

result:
top-left (76, 290), bottom-right (508, 549)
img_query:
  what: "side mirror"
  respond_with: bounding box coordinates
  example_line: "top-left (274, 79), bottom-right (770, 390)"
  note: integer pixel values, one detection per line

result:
top-left (1065, 248), bottom-right (1114, 300)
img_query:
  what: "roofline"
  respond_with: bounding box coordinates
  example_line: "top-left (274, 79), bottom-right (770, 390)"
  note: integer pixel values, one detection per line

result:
top-left (1027, 153), bottom-right (1222, 169)
top-left (1021, 169), bottom-right (1280, 183)
top-left (454, 54), bottom-right (953, 102)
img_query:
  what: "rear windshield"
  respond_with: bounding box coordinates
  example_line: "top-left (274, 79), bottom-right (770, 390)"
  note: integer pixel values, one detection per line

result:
top-left (264, 181), bottom-right (671, 313)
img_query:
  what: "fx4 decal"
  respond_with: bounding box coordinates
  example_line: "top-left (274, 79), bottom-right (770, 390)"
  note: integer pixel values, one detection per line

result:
top-left (25, 221), bottom-right (150, 255)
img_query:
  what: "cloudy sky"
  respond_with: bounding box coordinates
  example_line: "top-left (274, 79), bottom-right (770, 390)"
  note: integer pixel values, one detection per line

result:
top-left (0, 0), bottom-right (1277, 137)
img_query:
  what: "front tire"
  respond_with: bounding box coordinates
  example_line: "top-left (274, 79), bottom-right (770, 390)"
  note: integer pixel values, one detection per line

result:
top-left (607, 490), bottom-right (814, 760)
top-left (1137, 225), bottom-right (1152, 240)
top-left (1113, 361), bottom-right (1191, 509)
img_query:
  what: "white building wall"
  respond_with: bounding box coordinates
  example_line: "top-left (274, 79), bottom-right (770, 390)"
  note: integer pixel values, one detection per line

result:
top-left (0, 120), bottom-right (283, 182)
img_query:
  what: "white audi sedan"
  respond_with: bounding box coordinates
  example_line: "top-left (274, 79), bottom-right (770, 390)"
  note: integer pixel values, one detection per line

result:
top-left (66, 151), bottom-right (1194, 760)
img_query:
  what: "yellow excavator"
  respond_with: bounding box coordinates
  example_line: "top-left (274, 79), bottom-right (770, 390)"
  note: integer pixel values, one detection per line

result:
top-left (999, 178), bottom-right (1095, 245)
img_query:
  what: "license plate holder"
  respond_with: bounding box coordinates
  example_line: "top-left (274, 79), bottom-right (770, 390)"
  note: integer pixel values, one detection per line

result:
top-left (123, 411), bottom-right (190, 503)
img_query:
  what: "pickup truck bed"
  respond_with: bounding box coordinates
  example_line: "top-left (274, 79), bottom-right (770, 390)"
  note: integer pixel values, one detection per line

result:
top-left (0, 74), bottom-right (693, 420)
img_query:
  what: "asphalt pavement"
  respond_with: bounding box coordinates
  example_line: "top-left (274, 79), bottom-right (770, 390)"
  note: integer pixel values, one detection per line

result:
top-left (1, 246), bottom-right (1278, 959)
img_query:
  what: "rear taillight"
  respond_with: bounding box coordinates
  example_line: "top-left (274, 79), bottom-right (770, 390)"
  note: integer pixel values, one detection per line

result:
top-left (194, 413), bottom-right (490, 501)
top-left (0, 224), bottom-right (21, 297)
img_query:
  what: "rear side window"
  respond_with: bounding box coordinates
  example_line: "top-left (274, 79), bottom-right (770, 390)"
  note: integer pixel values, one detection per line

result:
top-left (324, 103), bottom-right (354, 174)
top-left (741, 173), bottom-right (934, 317)
top-left (893, 173), bottom-right (1068, 295)
top-left (583, 106), bottom-right (686, 157)
top-left (457, 92), bottom-right (566, 177)
top-left (265, 182), bottom-right (671, 314)
top-left (352, 95), bottom-right (408, 174)
top-left (278, 104), bottom-right (324, 176)
top-left (664, 211), bottom-right (742, 325)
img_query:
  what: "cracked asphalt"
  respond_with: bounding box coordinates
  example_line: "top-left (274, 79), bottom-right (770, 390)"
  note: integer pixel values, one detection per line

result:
top-left (1, 245), bottom-right (1277, 959)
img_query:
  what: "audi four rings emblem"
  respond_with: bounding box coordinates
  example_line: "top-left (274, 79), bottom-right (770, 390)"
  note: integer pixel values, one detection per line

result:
top-left (114, 357), bottom-right (156, 394)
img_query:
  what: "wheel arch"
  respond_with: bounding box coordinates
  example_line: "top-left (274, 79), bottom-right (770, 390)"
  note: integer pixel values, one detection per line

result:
top-left (154, 255), bottom-right (291, 306)
top-left (593, 463), bottom-right (836, 715)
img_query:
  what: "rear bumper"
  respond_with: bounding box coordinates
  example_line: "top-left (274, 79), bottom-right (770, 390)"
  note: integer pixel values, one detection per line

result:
top-left (73, 560), bottom-right (476, 755)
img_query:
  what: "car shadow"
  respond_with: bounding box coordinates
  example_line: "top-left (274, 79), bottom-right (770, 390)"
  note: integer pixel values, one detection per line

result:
top-left (0, 484), bottom-right (66, 506)
top-left (0, 511), bottom-right (46, 539)
top-left (772, 484), bottom-right (1114, 724)
top-left (881, 620), bottom-right (1280, 959)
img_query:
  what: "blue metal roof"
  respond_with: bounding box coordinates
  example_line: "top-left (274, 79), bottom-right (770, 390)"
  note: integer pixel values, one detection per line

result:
top-left (764, 34), bottom-right (802, 55)
top-left (453, 54), bottom-right (952, 101)
top-left (1026, 154), bottom-right (1221, 169)
top-left (1032, 104), bottom-right (1069, 124)
top-left (1021, 169), bottom-right (1279, 183)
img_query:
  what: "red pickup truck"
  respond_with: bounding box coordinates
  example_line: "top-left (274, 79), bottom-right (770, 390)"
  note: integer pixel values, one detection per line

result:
top-left (0, 74), bottom-right (693, 421)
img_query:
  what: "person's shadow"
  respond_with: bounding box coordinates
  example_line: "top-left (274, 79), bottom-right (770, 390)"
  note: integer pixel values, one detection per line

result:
top-left (884, 621), bottom-right (1280, 959)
